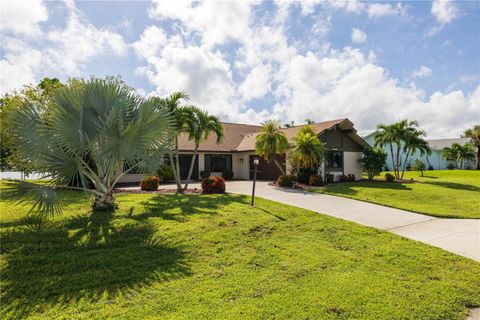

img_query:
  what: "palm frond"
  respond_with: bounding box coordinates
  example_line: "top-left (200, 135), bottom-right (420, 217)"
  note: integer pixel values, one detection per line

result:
top-left (1, 180), bottom-right (62, 217)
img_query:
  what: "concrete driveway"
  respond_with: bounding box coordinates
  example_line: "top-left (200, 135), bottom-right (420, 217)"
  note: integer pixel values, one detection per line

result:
top-left (226, 181), bottom-right (480, 262)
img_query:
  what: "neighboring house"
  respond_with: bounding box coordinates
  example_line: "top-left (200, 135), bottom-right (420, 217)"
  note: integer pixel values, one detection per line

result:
top-left (120, 118), bottom-right (368, 183)
top-left (363, 134), bottom-right (477, 170)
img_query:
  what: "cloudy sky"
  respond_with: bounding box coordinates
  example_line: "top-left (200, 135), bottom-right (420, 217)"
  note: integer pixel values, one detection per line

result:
top-left (1, 0), bottom-right (479, 138)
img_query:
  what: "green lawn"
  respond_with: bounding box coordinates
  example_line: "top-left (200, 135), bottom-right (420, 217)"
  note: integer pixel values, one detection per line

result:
top-left (312, 170), bottom-right (480, 219)
top-left (1, 191), bottom-right (479, 319)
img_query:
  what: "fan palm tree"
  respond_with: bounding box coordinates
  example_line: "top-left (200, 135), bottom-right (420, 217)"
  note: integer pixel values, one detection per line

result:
top-left (5, 78), bottom-right (173, 215)
top-left (462, 125), bottom-right (480, 169)
top-left (183, 108), bottom-right (224, 190)
top-left (255, 120), bottom-right (289, 175)
top-left (290, 127), bottom-right (325, 171)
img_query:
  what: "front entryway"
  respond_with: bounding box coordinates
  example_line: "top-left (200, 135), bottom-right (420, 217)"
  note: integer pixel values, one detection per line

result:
top-left (249, 154), bottom-right (285, 181)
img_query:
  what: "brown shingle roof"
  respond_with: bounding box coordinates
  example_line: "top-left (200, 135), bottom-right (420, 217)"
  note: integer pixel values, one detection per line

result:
top-left (236, 118), bottom-right (349, 151)
top-left (177, 122), bottom-right (262, 152)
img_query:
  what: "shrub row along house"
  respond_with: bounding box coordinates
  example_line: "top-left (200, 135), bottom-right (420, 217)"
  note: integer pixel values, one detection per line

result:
top-left (120, 118), bottom-right (368, 183)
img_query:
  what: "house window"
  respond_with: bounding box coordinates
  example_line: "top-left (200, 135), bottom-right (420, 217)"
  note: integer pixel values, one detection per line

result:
top-left (205, 154), bottom-right (232, 172)
top-left (326, 151), bottom-right (343, 169)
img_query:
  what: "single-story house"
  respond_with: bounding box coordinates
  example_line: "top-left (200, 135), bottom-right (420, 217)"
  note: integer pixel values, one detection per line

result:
top-left (120, 118), bottom-right (368, 183)
top-left (363, 133), bottom-right (477, 170)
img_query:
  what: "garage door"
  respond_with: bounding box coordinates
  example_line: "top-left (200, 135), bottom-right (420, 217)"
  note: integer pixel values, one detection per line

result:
top-left (249, 154), bottom-right (286, 181)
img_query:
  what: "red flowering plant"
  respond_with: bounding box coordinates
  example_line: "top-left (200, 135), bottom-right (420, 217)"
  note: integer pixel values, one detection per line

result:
top-left (201, 176), bottom-right (226, 194)
top-left (140, 176), bottom-right (160, 191)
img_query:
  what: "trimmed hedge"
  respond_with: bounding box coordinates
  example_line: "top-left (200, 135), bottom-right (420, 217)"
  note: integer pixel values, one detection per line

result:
top-left (140, 176), bottom-right (160, 191)
top-left (201, 176), bottom-right (226, 194)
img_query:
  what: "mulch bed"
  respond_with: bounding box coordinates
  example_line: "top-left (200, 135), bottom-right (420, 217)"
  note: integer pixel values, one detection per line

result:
top-left (269, 178), bottom-right (416, 190)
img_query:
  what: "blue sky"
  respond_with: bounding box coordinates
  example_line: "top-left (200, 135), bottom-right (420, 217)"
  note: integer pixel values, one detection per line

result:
top-left (1, 0), bottom-right (479, 138)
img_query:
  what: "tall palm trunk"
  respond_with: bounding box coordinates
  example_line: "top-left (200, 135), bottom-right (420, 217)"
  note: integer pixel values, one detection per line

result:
top-left (273, 159), bottom-right (286, 176)
top-left (184, 144), bottom-right (199, 190)
top-left (174, 136), bottom-right (184, 194)
top-left (169, 152), bottom-right (182, 191)
top-left (400, 149), bottom-right (411, 180)
top-left (388, 143), bottom-right (395, 177)
top-left (395, 142), bottom-right (401, 180)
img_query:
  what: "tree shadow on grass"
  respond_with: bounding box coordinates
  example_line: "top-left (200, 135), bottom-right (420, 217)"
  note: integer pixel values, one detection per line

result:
top-left (134, 194), bottom-right (250, 222)
top-left (421, 181), bottom-right (480, 192)
top-left (323, 182), bottom-right (411, 196)
top-left (0, 210), bottom-right (190, 319)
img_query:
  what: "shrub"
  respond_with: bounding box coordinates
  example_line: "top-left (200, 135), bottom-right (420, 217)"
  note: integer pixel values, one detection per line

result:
top-left (411, 159), bottom-right (426, 176)
top-left (309, 174), bottom-right (323, 186)
top-left (325, 173), bottom-right (334, 183)
top-left (201, 176), bottom-right (226, 194)
top-left (428, 165), bottom-right (434, 170)
top-left (140, 176), bottom-right (160, 191)
top-left (447, 163), bottom-right (455, 170)
top-left (296, 168), bottom-right (315, 184)
top-left (157, 164), bottom-right (174, 181)
top-left (360, 147), bottom-right (387, 181)
top-left (339, 174), bottom-right (355, 182)
top-left (278, 174), bottom-right (296, 187)
top-left (385, 172), bottom-right (395, 182)
top-left (222, 169), bottom-right (234, 180)
top-left (200, 171), bottom-right (210, 179)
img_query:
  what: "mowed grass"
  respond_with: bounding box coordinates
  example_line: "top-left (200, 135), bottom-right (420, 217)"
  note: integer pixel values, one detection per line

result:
top-left (1, 190), bottom-right (479, 319)
top-left (312, 170), bottom-right (480, 219)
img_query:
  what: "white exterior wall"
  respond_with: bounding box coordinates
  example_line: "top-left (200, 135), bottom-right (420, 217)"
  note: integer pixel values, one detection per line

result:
top-left (233, 152), bottom-right (254, 179)
top-left (343, 151), bottom-right (362, 180)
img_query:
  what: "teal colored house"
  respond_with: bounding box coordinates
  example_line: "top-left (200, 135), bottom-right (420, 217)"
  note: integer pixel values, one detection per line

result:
top-left (363, 133), bottom-right (477, 170)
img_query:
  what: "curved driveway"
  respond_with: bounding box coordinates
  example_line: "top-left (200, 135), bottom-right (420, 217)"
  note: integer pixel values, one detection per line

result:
top-left (227, 181), bottom-right (480, 262)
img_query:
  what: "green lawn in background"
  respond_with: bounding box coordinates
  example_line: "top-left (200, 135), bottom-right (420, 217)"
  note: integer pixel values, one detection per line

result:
top-left (1, 189), bottom-right (479, 319)
top-left (312, 170), bottom-right (480, 219)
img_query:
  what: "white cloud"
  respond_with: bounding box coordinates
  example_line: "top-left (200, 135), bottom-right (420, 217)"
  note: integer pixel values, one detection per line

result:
top-left (411, 66), bottom-right (432, 78)
top-left (148, 0), bottom-right (254, 47)
top-left (431, 0), bottom-right (458, 24)
top-left (0, 0), bottom-right (127, 94)
top-left (0, 0), bottom-right (48, 36)
top-left (272, 47), bottom-right (479, 138)
top-left (239, 64), bottom-right (271, 102)
top-left (311, 15), bottom-right (332, 38)
top-left (351, 28), bottom-right (367, 43)
top-left (367, 3), bottom-right (407, 18)
top-left (0, 38), bottom-right (42, 93)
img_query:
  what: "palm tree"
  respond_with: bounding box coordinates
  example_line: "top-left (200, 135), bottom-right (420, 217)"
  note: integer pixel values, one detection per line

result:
top-left (400, 128), bottom-right (430, 179)
top-left (458, 143), bottom-right (476, 169)
top-left (255, 120), bottom-right (289, 175)
top-left (442, 143), bottom-right (462, 169)
top-left (375, 119), bottom-right (425, 180)
top-left (5, 78), bottom-right (173, 215)
top-left (374, 123), bottom-right (400, 179)
top-left (462, 125), bottom-right (480, 169)
top-left (183, 108), bottom-right (224, 190)
top-left (290, 127), bottom-right (325, 171)
top-left (158, 92), bottom-right (190, 193)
